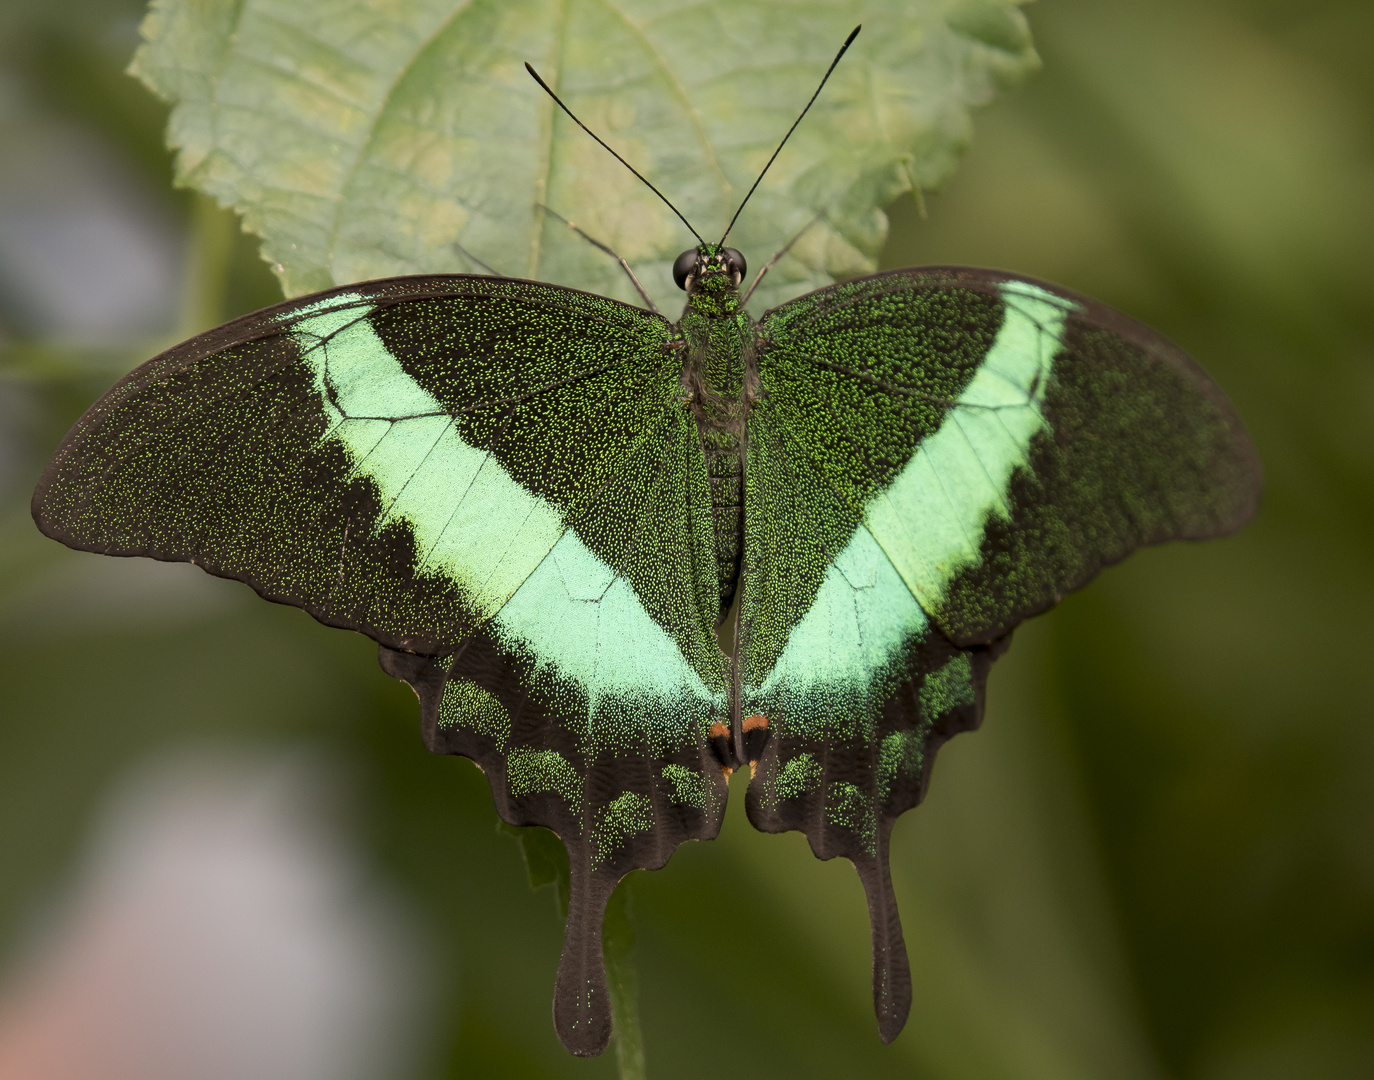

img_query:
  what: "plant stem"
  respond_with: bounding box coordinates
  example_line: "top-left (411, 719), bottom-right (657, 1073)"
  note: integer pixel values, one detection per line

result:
top-left (604, 879), bottom-right (646, 1080)
top-left (500, 824), bottom-right (646, 1075)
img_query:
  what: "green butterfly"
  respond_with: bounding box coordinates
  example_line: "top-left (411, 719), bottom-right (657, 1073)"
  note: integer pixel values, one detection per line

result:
top-left (30, 28), bottom-right (1259, 1058)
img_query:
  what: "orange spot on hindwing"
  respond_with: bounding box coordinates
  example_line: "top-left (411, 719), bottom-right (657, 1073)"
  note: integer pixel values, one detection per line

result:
top-left (708, 721), bottom-right (733, 778)
top-left (742, 714), bottom-right (770, 778)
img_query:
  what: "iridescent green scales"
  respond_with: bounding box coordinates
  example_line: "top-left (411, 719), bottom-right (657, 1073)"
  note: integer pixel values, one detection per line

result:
top-left (33, 261), bottom-right (1260, 1057)
top-left (508, 748), bottom-right (583, 805)
top-left (437, 679), bottom-right (511, 745)
top-left (594, 792), bottom-right (656, 864)
top-left (921, 654), bottom-right (976, 716)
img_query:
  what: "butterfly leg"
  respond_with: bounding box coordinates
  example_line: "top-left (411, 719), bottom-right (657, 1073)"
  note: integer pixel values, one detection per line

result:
top-left (739, 211), bottom-right (825, 306)
top-left (537, 204), bottom-right (662, 314)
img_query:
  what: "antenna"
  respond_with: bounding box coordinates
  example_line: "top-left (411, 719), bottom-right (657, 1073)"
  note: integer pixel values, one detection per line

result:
top-left (525, 62), bottom-right (706, 247)
top-left (717, 25), bottom-right (860, 249)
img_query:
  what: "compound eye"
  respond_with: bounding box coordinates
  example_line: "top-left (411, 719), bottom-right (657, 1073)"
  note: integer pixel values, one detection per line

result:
top-left (722, 247), bottom-right (747, 282)
top-left (672, 249), bottom-right (698, 290)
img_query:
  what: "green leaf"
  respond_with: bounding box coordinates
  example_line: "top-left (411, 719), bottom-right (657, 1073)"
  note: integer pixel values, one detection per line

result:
top-left (498, 821), bottom-right (569, 919)
top-left (128, 0), bottom-right (1037, 310)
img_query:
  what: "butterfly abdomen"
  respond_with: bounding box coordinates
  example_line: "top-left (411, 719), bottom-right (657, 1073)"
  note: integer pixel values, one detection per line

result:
top-left (702, 425), bottom-right (743, 608)
top-left (678, 306), bottom-right (755, 612)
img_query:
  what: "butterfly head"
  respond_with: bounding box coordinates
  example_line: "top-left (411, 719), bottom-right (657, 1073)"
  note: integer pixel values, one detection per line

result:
top-left (673, 244), bottom-right (746, 295)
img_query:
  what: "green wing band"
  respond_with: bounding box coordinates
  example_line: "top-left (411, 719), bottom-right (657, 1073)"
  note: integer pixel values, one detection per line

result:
top-left (744, 283), bottom-right (1066, 730)
top-left (292, 296), bottom-right (724, 736)
top-left (757, 268), bottom-right (1259, 644)
top-left (864, 281), bottom-right (1073, 615)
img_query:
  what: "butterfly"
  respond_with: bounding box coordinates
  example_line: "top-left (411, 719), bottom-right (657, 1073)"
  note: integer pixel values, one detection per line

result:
top-left (30, 27), bottom-right (1260, 1058)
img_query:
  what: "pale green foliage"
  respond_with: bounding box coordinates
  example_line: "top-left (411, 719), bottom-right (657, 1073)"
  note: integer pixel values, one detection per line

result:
top-left (129, 0), bottom-right (1037, 309)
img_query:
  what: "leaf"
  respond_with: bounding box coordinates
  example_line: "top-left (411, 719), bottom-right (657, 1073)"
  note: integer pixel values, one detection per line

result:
top-left (129, 0), bottom-right (1037, 311)
top-left (499, 820), bottom-right (570, 919)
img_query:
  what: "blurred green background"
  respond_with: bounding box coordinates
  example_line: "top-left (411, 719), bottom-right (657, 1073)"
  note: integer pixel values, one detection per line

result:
top-left (0, 1), bottom-right (1370, 1078)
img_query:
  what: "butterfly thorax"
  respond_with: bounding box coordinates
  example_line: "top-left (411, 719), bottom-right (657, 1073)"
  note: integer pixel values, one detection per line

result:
top-left (676, 254), bottom-right (757, 615)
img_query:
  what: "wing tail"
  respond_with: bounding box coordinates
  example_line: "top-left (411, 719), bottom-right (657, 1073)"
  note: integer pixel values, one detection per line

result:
top-left (855, 825), bottom-right (912, 1043)
top-left (553, 860), bottom-right (617, 1056)
top-left (381, 633), bottom-right (728, 1057)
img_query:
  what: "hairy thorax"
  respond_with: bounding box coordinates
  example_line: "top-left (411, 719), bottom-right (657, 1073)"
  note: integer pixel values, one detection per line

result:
top-left (677, 282), bottom-right (758, 616)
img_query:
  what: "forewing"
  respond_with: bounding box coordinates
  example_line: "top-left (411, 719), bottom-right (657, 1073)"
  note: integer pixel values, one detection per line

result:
top-left (741, 267), bottom-right (1261, 1041)
top-left (33, 275), bottom-right (729, 1056)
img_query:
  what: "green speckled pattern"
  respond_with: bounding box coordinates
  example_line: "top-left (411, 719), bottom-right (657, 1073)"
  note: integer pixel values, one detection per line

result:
top-left (32, 263), bottom-right (1261, 1056)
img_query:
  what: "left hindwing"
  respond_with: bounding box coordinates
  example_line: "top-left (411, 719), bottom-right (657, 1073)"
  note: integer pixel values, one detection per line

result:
top-left (739, 266), bottom-right (1261, 1042)
top-left (33, 274), bottom-right (729, 1056)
